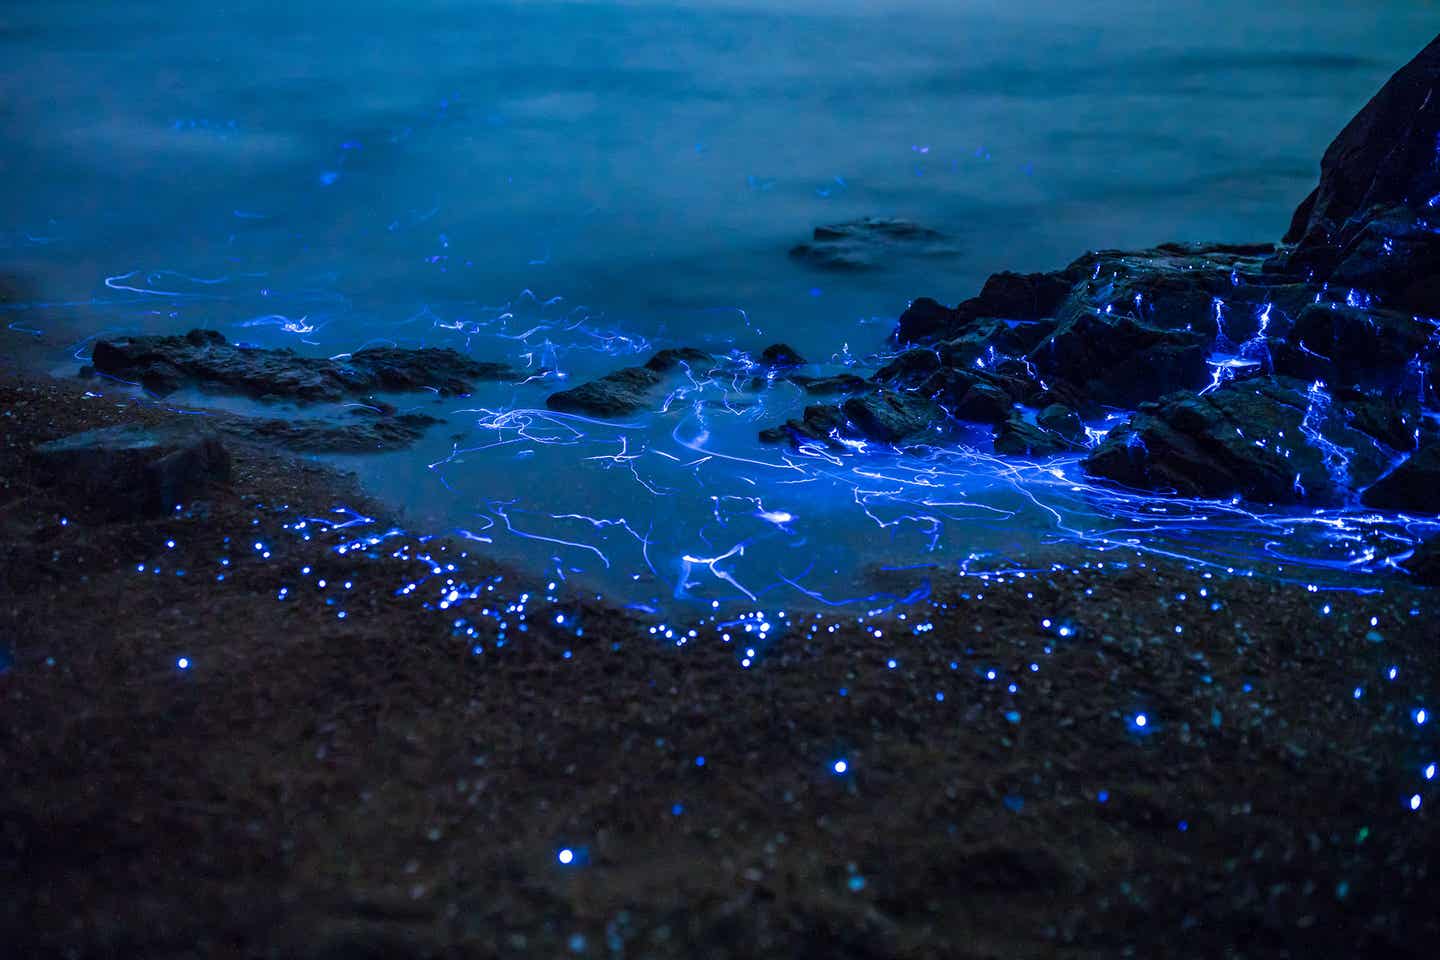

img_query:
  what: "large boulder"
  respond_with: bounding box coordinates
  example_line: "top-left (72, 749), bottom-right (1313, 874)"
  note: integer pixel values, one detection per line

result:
top-left (33, 425), bottom-right (231, 519)
top-left (90, 329), bottom-right (516, 402)
top-left (1360, 442), bottom-right (1440, 514)
top-left (1083, 377), bottom-right (1407, 506)
top-left (1283, 35), bottom-right (1440, 256)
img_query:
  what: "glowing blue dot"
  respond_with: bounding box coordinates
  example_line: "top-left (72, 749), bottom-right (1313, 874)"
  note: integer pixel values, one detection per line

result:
top-left (695, 756), bottom-right (705, 767)
top-left (177, 657), bottom-right (190, 670)
top-left (1134, 713), bottom-right (1148, 728)
top-left (555, 614), bottom-right (565, 624)
top-left (1416, 709), bottom-right (1428, 726)
top-left (319, 170), bottom-right (339, 186)
top-left (887, 659), bottom-right (897, 669)
top-left (557, 848), bottom-right (575, 865)
top-left (1424, 763), bottom-right (1435, 781)
top-left (1410, 794), bottom-right (1422, 811)
top-left (671, 803), bottom-right (684, 816)
top-left (833, 759), bottom-right (848, 775)
top-left (1097, 790), bottom-right (1109, 803)
top-left (847, 875), bottom-right (866, 892)
top-left (1178, 820), bottom-right (1188, 832)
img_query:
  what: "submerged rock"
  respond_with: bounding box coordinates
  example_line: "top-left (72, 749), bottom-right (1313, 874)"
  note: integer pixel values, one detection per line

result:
top-left (1360, 442), bottom-right (1440, 514)
top-left (33, 425), bottom-right (231, 519)
top-left (546, 348), bottom-right (713, 417)
top-left (90, 329), bottom-right (516, 402)
top-left (1083, 377), bottom-right (1407, 506)
top-left (790, 217), bottom-right (958, 272)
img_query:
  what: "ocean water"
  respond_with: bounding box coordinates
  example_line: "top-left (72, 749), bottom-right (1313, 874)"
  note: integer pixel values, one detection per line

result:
top-left (3, 1), bottom-right (1437, 607)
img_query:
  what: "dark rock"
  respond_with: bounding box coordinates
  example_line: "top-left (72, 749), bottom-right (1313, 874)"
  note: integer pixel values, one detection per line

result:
top-left (759, 343), bottom-right (805, 368)
top-left (217, 412), bottom-right (444, 453)
top-left (1360, 442), bottom-right (1440, 514)
top-left (1037, 404), bottom-right (1085, 441)
top-left (974, 271), bottom-right (1075, 321)
top-left (1283, 36), bottom-right (1440, 252)
top-left (1031, 311), bottom-right (1210, 407)
top-left (547, 366), bottom-right (664, 418)
top-left (840, 393), bottom-right (947, 446)
top-left (953, 383), bottom-right (1013, 424)
top-left (875, 349), bottom-right (942, 384)
top-left (896, 298), bottom-right (963, 344)
top-left (993, 415), bottom-right (1083, 457)
top-left (759, 392), bottom-right (946, 448)
top-left (1083, 377), bottom-right (1403, 505)
top-left (643, 347), bottom-right (713, 374)
top-left (33, 425), bottom-right (231, 519)
top-left (548, 349), bottom-right (715, 417)
top-left (790, 217), bottom-right (958, 272)
top-left (758, 404), bottom-right (847, 446)
top-left (1404, 536), bottom-right (1440, 584)
top-left (788, 373), bottom-right (868, 396)
top-left (90, 330), bottom-right (515, 402)
top-left (1275, 301), bottom-right (1437, 395)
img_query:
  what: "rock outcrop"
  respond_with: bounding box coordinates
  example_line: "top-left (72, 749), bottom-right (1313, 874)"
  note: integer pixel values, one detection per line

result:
top-left (90, 329), bottom-right (516, 402)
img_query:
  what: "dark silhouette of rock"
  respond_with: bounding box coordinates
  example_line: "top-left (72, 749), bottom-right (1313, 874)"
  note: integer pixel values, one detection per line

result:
top-left (1283, 36), bottom-right (1440, 254)
top-left (1083, 377), bottom-right (1404, 506)
top-left (840, 393), bottom-right (946, 445)
top-left (33, 425), bottom-right (231, 519)
top-left (759, 392), bottom-right (945, 448)
top-left (1031, 312), bottom-right (1210, 408)
top-left (1360, 442), bottom-right (1440, 513)
top-left (953, 382), bottom-right (1013, 424)
top-left (993, 415), bottom-right (1082, 457)
top-left (758, 403), bottom-right (847, 446)
top-left (1275, 301), bottom-right (1439, 397)
top-left (89, 330), bottom-right (516, 402)
top-left (759, 343), bottom-right (806, 368)
top-left (643, 347), bottom-right (713, 373)
top-left (547, 348), bottom-right (714, 417)
top-left (790, 218), bottom-right (958, 272)
top-left (1037, 404), bottom-right (1085, 441)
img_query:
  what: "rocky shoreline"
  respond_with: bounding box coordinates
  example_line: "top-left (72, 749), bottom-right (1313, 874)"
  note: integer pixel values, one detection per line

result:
top-left (537, 36), bottom-right (1440, 582)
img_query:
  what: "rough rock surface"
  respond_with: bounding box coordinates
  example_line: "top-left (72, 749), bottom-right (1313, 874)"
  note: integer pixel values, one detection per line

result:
top-left (1083, 377), bottom-right (1408, 506)
top-left (217, 410), bottom-right (445, 454)
top-left (546, 348), bottom-right (712, 417)
top-left (1360, 442), bottom-right (1440, 514)
top-left (759, 392), bottom-right (945, 448)
top-left (1282, 36), bottom-right (1440, 272)
top-left (790, 218), bottom-right (958, 272)
top-left (33, 424), bottom-right (231, 518)
top-left (993, 415), bottom-right (1083, 457)
top-left (90, 329), bottom-right (515, 402)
